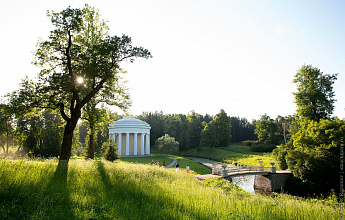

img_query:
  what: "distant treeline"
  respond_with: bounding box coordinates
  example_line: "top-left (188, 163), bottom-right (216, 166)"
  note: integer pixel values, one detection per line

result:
top-left (2, 108), bottom-right (294, 157)
top-left (136, 110), bottom-right (257, 150)
top-left (136, 110), bottom-right (293, 151)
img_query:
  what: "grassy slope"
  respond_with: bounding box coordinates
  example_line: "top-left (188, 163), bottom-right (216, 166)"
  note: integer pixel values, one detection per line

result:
top-left (180, 143), bottom-right (277, 168)
top-left (0, 159), bottom-right (342, 220)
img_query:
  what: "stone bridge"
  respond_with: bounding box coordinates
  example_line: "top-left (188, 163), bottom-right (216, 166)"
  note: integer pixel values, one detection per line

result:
top-left (196, 161), bottom-right (292, 193)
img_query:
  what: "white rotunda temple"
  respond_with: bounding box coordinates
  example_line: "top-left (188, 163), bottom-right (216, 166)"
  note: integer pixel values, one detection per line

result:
top-left (108, 117), bottom-right (151, 156)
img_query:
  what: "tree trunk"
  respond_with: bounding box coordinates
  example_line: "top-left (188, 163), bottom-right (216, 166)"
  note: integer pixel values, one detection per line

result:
top-left (283, 122), bottom-right (287, 144)
top-left (60, 115), bottom-right (79, 161)
top-left (6, 128), bottom-right (9, 157)
top-left (87, 124), bottom-right (95, 159)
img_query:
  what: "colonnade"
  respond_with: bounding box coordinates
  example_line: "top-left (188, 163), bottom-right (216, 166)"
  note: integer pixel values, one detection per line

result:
top-left (110, 132), bottom-right (150, 156)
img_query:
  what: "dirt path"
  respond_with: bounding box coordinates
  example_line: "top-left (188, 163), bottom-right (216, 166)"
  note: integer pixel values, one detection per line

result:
top-left (165, 158), bottom-right (177, 168)
top-left (187, 157), bottom-right (237, 169)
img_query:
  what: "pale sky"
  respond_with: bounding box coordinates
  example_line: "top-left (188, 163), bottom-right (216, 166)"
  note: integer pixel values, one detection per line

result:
top-left (1, 0), bottom-right (344, 120)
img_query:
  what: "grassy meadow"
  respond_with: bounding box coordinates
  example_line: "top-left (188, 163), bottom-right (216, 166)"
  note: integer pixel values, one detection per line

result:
top-left (1, 158), bottom-right (343, 219)
top-left (180, 142), bottom-right (278, 168)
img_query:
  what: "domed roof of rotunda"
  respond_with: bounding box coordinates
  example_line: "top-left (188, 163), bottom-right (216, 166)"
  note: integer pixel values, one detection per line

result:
top-left (109, 117), bottom-right (151, 129)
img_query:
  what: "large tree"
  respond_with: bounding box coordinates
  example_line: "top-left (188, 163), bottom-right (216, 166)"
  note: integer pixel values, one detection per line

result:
top-left (200, 121), bottom-right (217, 148)
top-left (254, 114), bottom-right (282, 145)
top-left (9, 5), bottom-right (151, 160)
top-left (213, 109), bottom-right (231, 147)
top-left (273, 65), bottom-right (342, 196)
top-left (163, 114), bottom-right (186, 150)
top-left (293, 65), bottom-right (337, 121)
top-left (186, 111), bottom-right (202, 149)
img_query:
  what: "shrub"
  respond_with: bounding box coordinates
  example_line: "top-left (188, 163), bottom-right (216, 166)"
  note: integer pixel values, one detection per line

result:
top-left (203, 177), bottom-right (243, 192)
top-left (272, 144), bottom-right (288, 170)
top-left (155, 134), bottom-right (179, 155)
top-left (102, 140), bottom-right (120, 162)
top-left (249, 143), bottom-right (276, 152)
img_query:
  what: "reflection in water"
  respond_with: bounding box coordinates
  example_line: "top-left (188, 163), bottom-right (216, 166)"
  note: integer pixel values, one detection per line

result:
top-left (231, 175), bottom-right (255, 193)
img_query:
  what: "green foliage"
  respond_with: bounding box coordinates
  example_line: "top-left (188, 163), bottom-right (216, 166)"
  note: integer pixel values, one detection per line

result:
top-left (276, 115), bottom-right (296, 144)
top-left (72, 125), bottom-right (84, 156)
top-left (230, 117), bottom-right (257, 142)
top-left (200, 121), bottom-right (217, 148)
top-left (20, 110), bottom-right (64, 157)
top-left (102, 139), bottom-right (119, 162)
top-left (9, 5), bottom-right (151, 160)
top-left (155, 134), bottom-right (179, 154)
top-left (255, 114), bottom-right (283, 145)
top-left (138, 111), bottom-right (258, 151)
top-left (163, 114), bottom-right (187, 150)
top-left (203, 177), bottom-right (243, 192)
top-left (293, 64), bottom-right (337, 121)
top-left (275, 64), bottom-right (343, 197)
top-left (137, 111), bottom-right (166, 146)
top-left (285, 149), bottom-right (340, 196)
top-left (213, 109), bottom-right (232, 147)
top-left (292, 118), bottom-right (345, 150)
top-left (186, 111), bottom-right (203, 149)
top-left (249, 143), bottom-right (276, 152)
top-left (0, 104), bottom-right (15, 157)
top-left (280, 118), bottom-right (345, 196)
top-left (272, 144), bottom-right (289, 170)
top-left (0, 159), bottom-right (342, 219)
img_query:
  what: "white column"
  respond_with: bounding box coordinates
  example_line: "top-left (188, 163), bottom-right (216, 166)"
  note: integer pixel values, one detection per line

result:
top-left (145, 133), bottom-right (150, 155)
top-left (126, 133), bottom-right (130, 156)
top-left (134, 133), bottom-right (138, 155)
top-left (117, 133), bottom-right (122, 155)
top-left (113, 133), bottom-right (116, 142)
top-left (141, 133), bottom-right (145, 155)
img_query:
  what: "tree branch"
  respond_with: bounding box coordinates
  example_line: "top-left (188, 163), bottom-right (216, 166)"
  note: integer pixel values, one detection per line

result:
top-left (66, 29), bottom-right (73, 77)
top-left (57, 103), bottom-right (70, 121)
top-left (80, 78), bottom-right (107, 108)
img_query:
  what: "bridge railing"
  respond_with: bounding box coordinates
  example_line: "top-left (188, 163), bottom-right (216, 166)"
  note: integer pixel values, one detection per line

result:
top-left (212, 162), bottom-right (276, 176)
top-left (226, 166), bottom-right (271, 173)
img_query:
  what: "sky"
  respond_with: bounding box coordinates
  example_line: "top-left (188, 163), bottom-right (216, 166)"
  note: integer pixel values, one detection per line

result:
top-left (0, 0), bottom-right (344, 120)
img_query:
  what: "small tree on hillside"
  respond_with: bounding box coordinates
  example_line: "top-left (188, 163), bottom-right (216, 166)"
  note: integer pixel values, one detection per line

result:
top-left (102, 139), bottom-right (119, 162)
top-left (155, 134), bottom-right (179, 155)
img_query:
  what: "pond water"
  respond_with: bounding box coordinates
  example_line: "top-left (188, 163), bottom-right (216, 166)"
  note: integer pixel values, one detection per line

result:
top-left (231, 175), bottom-right (255, 193)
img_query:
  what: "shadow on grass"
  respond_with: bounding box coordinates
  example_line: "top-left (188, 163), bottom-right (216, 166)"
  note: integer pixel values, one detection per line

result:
top-left (40, 160), bottom-right (75, 219)
top-left (24, 160), bottom-right (74, 219)
top-left (0, 160), bottom-right (75, 219)
top-left (95, 160), bottom-right (206, 219)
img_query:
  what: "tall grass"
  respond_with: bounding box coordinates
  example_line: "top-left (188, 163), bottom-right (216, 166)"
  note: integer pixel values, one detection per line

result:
top-left (0, 158), bottom-right (342, 219)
